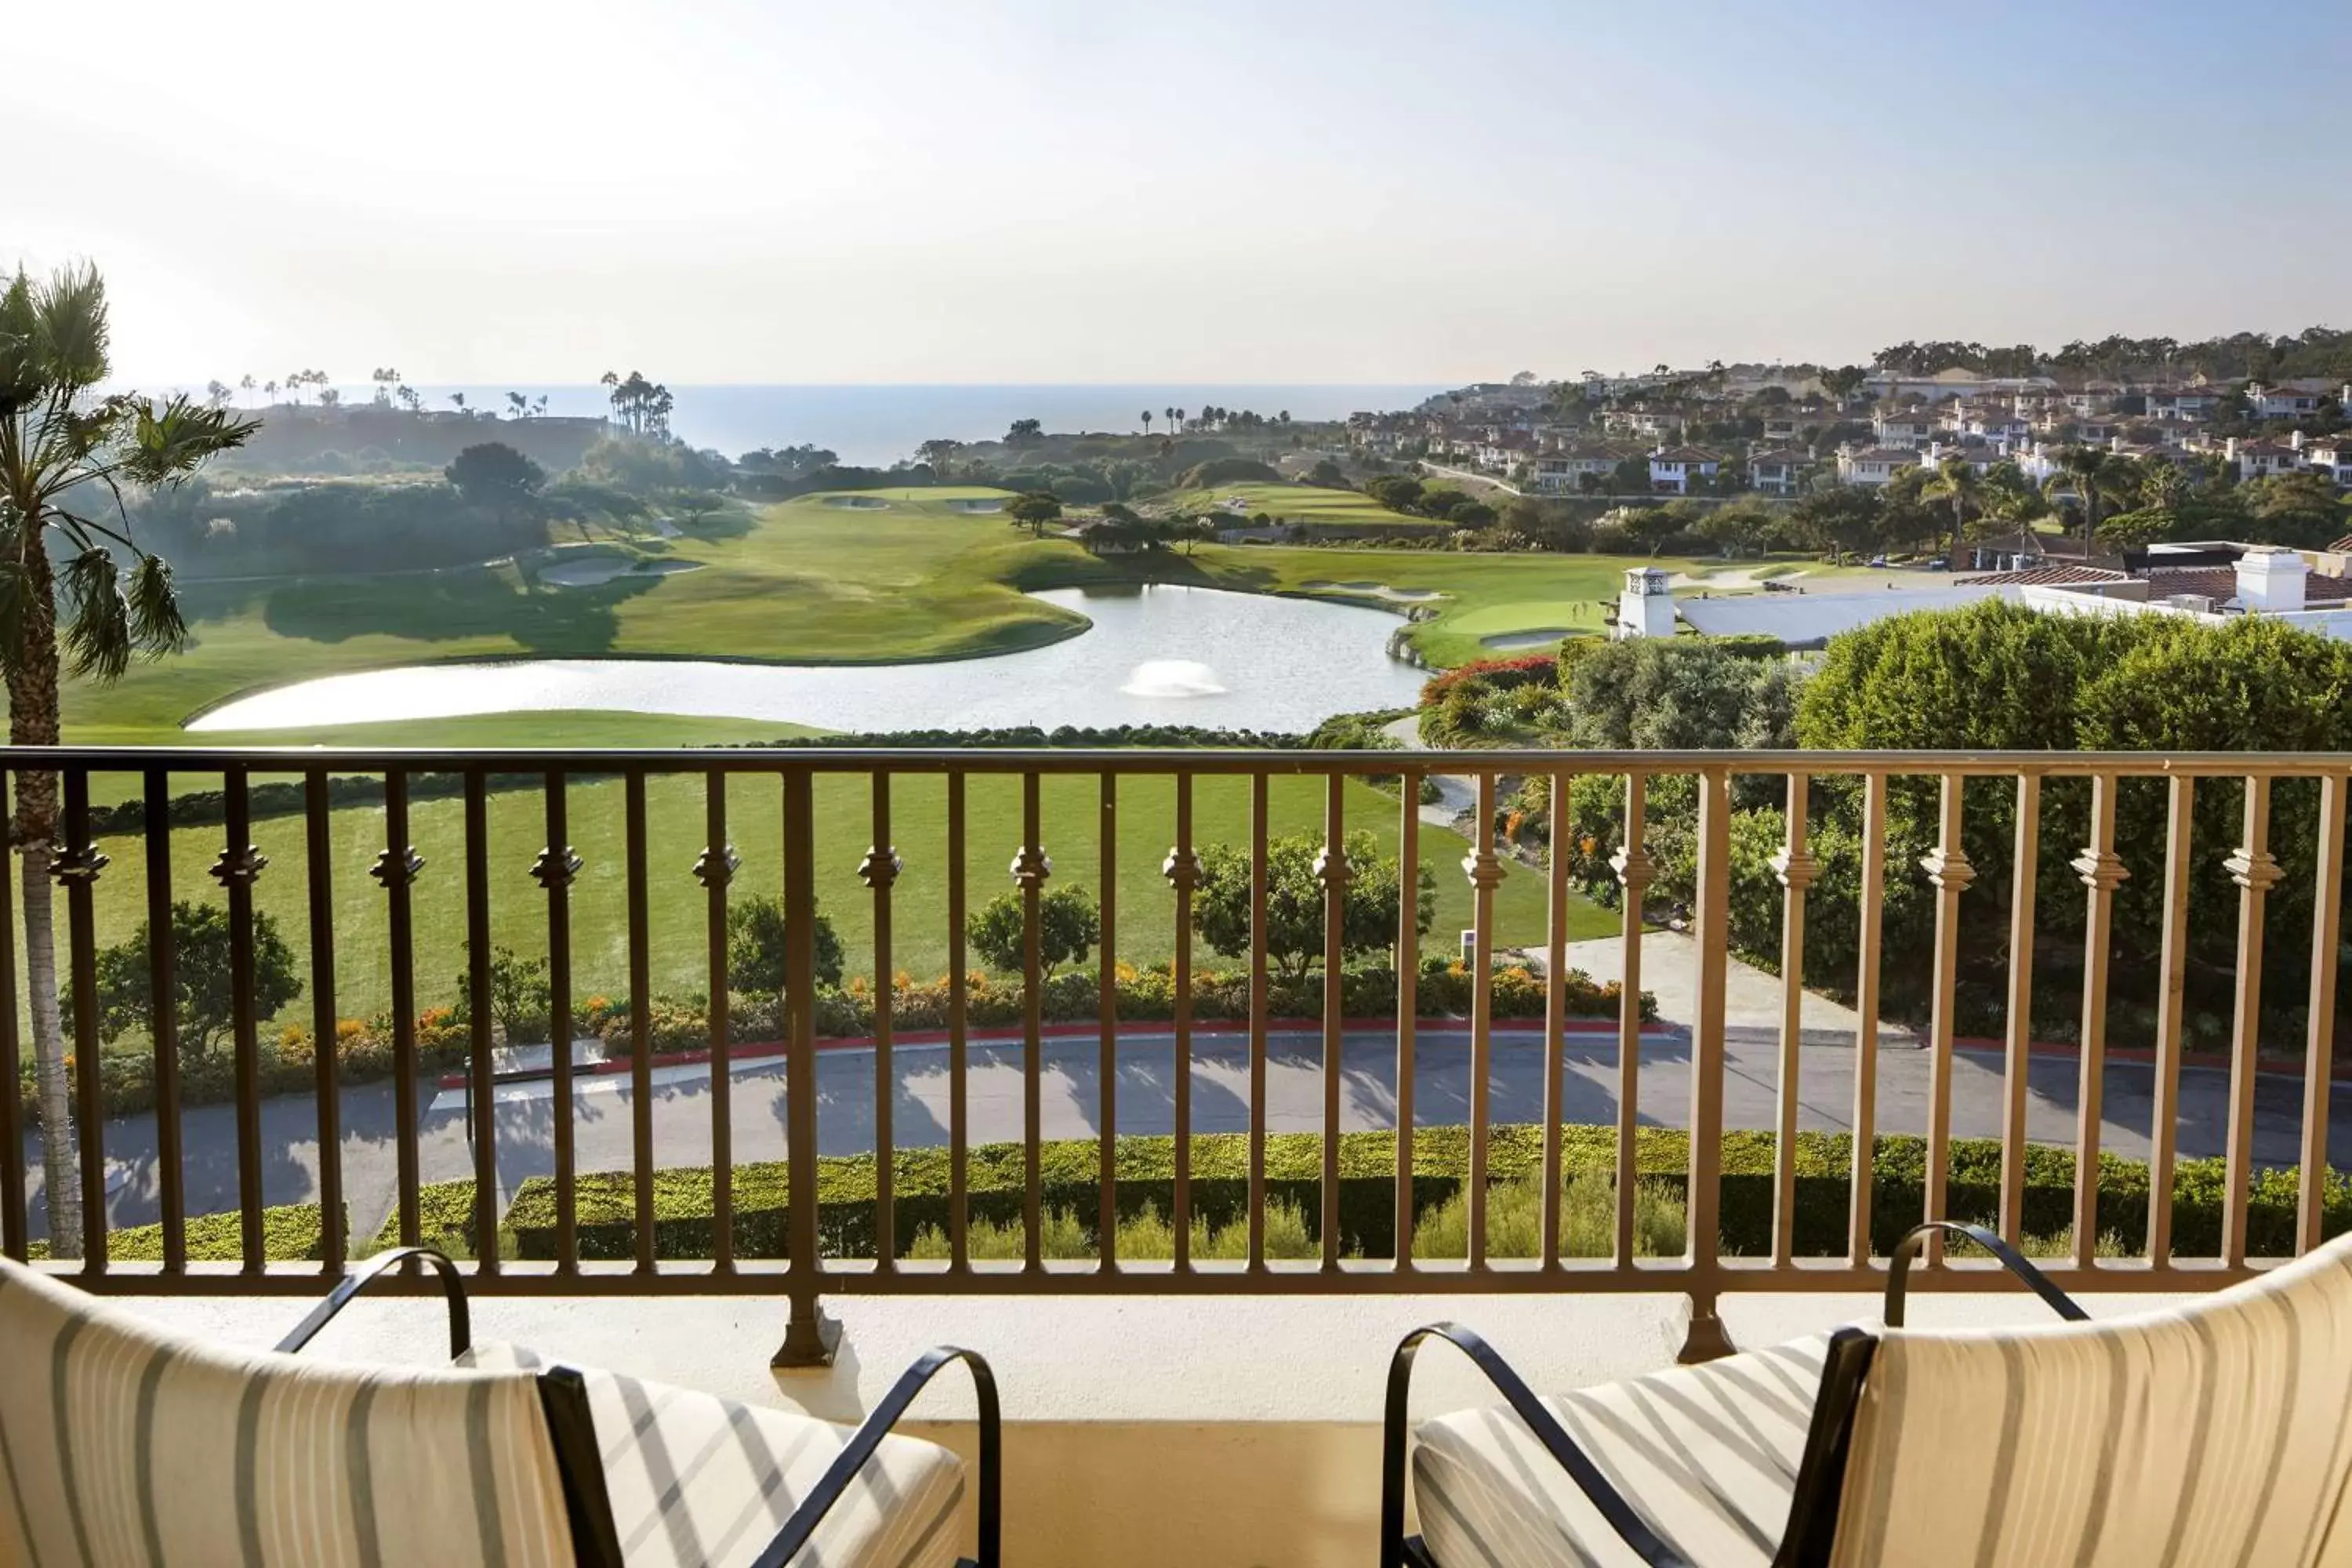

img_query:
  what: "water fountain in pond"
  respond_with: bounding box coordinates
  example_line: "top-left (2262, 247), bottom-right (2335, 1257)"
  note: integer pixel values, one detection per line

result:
top-left (1120, 659), bottom-right (1225, 698)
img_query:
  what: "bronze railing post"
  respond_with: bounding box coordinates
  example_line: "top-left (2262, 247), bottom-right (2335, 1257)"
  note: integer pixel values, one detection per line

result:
top-left (2147, 776), bottom-right (2194, 1264)
top-left (2223, 776), bottom-right (2282, 1266)
top-left (1919, 774), bottom-right (1975, 1266)
top-left (1998, 775), bottom-right (2041, 1243)
top-left (463, 771), bottom-right (499, 1279)
top-left (2300, 771), bottom-right (2348, 1254)
top-left (58, 769), bottom-right (109, 1272)
top-left (303, 770), bottom-right (342, 1273)
top-left (1464, 774), bottom-right (1502, 1270)
top-left (775, 766), bottom-right (837, 1367)
top-left (211, 768), bottom-right (266, 1275)
top-left (534, 774), bottom-right (583, 1274)
top-left (2071, 772), bottom-right (2128, 1267)
top-left (1611, 774), bottom-right (1653, 1264)
top-left (1163, 776), bottom-right (1200, 1269)
top-left (0, 771), bottom-right (20, 1262)
top-left (147, 768), bottom-right (187, 1274)
top-left (1097, 771), bottom-right (1118, 1266)
top-left (1395, 769), bottom-right (1420, 1269)
top-left (1012, 774), bottom-right (1049, 1275)
top-left (1848, 772), bottom-right (1887, 1263)
top-left (371, 773), bottom-right (424, 1250)
top-left (694, 776), bottom-right (739, 1272)
top-left (1540, 767), bottom-right (1570, 1271)
top-left (624, 771), bottom-right (654, 1276)
top-left (1319, 775), bottom-right (1351, 1269)
top-left (861, 775), bottom-right (900, 1272)
top-left (1769, 771), bottom-right (1817, 1266)
top-left (1679, 768), bottom-right (1734, 1363)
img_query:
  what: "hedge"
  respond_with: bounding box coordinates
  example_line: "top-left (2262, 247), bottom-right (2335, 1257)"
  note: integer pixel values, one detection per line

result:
top-left (490, 1127), bottom-right (2352, 1265)
top-left (29, 1202), bottom-right (337, 1264)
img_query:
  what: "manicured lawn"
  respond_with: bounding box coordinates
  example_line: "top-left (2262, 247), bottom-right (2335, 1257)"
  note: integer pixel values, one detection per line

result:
top-left (1162, 482), bottom-right (1428, 528)
top-left (56, 771), bottom-right (1610, 1031)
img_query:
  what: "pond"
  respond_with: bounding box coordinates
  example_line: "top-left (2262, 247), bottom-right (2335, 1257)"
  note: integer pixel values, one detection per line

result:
top-left (188, 585), bottom-right (1430, 735)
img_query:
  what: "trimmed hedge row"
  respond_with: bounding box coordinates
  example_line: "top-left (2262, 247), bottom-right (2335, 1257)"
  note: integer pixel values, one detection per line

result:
top-left (30, 1203), bottom-right (336, 1264)
top-left (490, 1127), bottom-right (2352, 1264)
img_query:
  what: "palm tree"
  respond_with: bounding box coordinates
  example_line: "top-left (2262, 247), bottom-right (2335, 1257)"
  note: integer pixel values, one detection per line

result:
top-left (449, 391), bottom-right (468, 413)
top-left (0, 263), bottom-right (256, 1253)
top-left (507, 390), bottom-right (528, 419)
top-left (263, 379), bottom-right (278, 405)
top-left (2049, 446), bottom-right (2130, 539)
top-left (1140, 410), bottom-right (1152, 435)
top-left (238, 374), bottom-right (255, 408)
top-left (1163, 405), bottom-right (1175, 434)
top-left (1921, 456), bottom-right (1985, 556)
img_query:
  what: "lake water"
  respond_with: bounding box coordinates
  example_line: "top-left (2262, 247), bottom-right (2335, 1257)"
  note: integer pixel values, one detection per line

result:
top-left (188, 586), bottom-right (1429, 735)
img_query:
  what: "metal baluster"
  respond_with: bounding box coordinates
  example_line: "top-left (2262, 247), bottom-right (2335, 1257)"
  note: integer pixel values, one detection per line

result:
top-left (211, 768), bottom-right (265, 1274)
top-left (1998, 775), bottom-right (2041, 1243)
top-left (1770, 771), bottom-right (1817, 1267)
top-left (1167, 775), bottom-right (1196, 1270)
top-left (1681, 768), bottom-right (1733, 1362)
top-left (1395, 770), bottom-right (1420, 1269)
top-left (947, 772), bottom-right (969, 1272)
top-left (862, 775), bottom-right (900, 1272)
top-left (372, 773), bottom-right (424, 1249)
top-left (2071, 773), bottom-right (2128, 1269)
top-left (463, 771), bottom-right (498, 1279)
top-left (1248, 775), bottom-right (1269, 1269)
top-left (1013, 774), bottom-right (1048, 1275)
top-left (2300, 771), bottom-right (2348, 1255)
top-left (694, 777), bottom-right (738, 1272)
top-left (2223, 776), bottom-right (2282, 1266)
top-left (2147, 777), bottom-right (2194, 1265)
top-left (1098, 772), bottom-right (1118, 1268)
top-left (1465, 775), bottom-right (1501, 1271)
top-left (303, 771), bottom-right (342, 1273)
top-left (0, 770), bottom-right (21, 1262)
top-left (1612, 775), bottom-right (1653, 1264)
top-left (625, 771), bottom-right (654, 1274)
top-left (1318, 775), bottom-right (1349, 1271)
top-left (147, 769), bottom-right (186, 1273)
top-left (1848, 774), bottom-right (1887, 1264)
top-left (59, 770), bottom-right (108, 1272)
top-left (533, 773), bottom-right (582, 1274)
top-left (775, 768), bottom-right (833, 1365)
top-left (1919, 775), bottom-right (1975, 1267)
top-left (1541, 768), bottom-right (1568, 1272)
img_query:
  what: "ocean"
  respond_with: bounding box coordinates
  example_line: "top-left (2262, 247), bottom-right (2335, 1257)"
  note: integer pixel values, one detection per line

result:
top-left (318, 383), bottom-right (1448, 469)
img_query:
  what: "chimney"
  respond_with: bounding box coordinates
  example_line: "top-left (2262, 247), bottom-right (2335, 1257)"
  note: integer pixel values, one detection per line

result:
top-left (2236, 546), bottom-right (2308, 614)
top-left (2291, 429), bottom-right (2305, 451)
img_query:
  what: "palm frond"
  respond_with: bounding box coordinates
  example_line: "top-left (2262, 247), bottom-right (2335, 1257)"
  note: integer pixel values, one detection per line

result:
top-left (118, 394), bottom-right (260, 485)
top-left (125, 553), bottom-right (187, 658)
top-left (59, 547), bottom-right (131, 682)
top-left (0, 269), bottom-right (40, 416)
top-left (32, 262), bottom-right (110, 394)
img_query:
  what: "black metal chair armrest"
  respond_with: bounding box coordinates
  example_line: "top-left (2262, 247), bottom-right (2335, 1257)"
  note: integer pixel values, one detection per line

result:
top-left (1381, 1323), bottom-right (1692, 1568)
top-left (1884, 1221), bottom-right (2091, 1328)
top-left (749, 1345), bottom-right (1001, 1568)
top-left (274, 1247), bottom-right (473, 1360)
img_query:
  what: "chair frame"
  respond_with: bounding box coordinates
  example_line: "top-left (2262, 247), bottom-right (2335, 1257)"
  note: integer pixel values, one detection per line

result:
top-left (275, 1247), bottom-right (1001, 1568)
top-left (1381, 1221), bottom-right (2089, 1568)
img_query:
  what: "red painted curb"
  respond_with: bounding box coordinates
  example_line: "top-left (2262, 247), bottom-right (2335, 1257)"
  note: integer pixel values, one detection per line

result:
top-left (441, 1015), bottom-right (1669, 1090)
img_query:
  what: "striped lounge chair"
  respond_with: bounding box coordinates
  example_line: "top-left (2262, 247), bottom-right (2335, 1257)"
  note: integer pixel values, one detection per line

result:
top-left (1384, 1221), bottom-right (2352, 1567)
top-left (0, 1247), bottom-right (999, 1567)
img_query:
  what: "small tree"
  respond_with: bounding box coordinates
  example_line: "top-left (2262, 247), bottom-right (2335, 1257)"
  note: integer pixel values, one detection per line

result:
top-left (454, 946), bottom-right (553, 1041)
top-left (726, 894), bottom-right (844, 993)
top-left (445, 441), bottom-right (546, 531)
top-left (966, 887), bottom-right (1100, 978)
top-left (1004, 490), bottom-right (1064, 537)
top-left (1192, 831), bottom-right (1436, 979)
top-left (89, 902), bottom-right (301, 1063)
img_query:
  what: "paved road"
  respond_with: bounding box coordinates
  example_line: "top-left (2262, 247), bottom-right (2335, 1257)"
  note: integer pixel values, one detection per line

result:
top-left (19, 1026), bottom-right (2350, 1244)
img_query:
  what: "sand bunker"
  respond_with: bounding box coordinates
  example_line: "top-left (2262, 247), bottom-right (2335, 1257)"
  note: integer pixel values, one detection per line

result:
top-left (824, 495), bottom-right (891, 510)
top-left (539, 556), bottom-right (706, 588)
top-left (1480, 629), bottom-right (1571, 651)
top-left (1667, 568), bottom-right (1769, 591)
top-left (539, 557), bottom-right (635, 588)
top-left (947, 499), bottom-right (1004, 514)
top-left (1302, 579), bottom-right (1444, 603)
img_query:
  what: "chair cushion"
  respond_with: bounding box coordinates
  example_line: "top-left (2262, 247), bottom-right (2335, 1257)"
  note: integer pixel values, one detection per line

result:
top-left (461, 1341), bottom-right (965, 1568)
top-left (1412, 1334), bottom-right (1829, 1568)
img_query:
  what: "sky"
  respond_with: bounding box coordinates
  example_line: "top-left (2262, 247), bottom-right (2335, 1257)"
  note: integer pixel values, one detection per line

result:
top-left (6, 0), bottom-right (2347, 387)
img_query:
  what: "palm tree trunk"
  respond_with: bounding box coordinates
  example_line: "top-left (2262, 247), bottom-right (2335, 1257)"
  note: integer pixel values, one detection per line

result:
top-left (6, 546), bottom-right (77, 1256)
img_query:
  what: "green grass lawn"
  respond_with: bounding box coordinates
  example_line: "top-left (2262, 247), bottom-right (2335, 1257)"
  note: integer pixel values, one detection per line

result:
top-left (59, 771), bottom-right (1609, 1031)
top-left (1160, 482), bottom-right (1429, 528)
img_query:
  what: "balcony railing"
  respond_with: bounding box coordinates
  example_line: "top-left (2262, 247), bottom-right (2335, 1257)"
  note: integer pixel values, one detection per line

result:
top-left (4, 746), bottom-right (2345, 1365)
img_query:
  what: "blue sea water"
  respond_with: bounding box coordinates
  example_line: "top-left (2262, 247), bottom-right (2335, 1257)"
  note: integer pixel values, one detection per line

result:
top-left (328, 383), bottom-right (1448, 468)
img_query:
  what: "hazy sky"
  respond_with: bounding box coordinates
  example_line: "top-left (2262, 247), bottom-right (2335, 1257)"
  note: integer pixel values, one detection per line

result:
top-left (8, 1), bottom-right (2345, 386)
